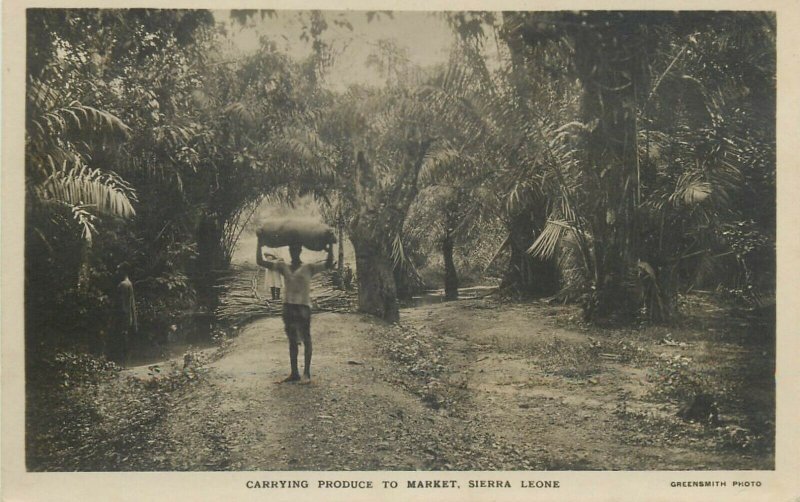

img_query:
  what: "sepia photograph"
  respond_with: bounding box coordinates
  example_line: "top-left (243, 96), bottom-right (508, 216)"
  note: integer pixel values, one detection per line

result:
top-left (3, 2), bottom-right (798, 500)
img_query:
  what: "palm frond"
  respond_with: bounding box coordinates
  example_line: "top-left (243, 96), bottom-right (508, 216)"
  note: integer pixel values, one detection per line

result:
top-left (69, 203), bottom-right (98, 242)
top-left (419, 143), bottom-right (464, 184)
top-left (390, 232), bottom-right (407, 268)
top-left (40, 160), bottom-right (137, 219)
top-left (29, 101), bottom-right (131, 146)
top-left (32, 198), bottom-right (99, 243)
top-left (528, 219), bottom-right (571, 259)
top-left (683, 181), bottom-right (711, 205)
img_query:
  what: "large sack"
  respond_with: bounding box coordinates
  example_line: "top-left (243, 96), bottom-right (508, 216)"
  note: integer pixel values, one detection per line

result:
top-left (257, 218), bottom-right (337, 251)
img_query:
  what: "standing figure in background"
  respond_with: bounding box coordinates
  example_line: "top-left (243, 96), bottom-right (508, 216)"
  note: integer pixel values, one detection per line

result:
top-left (110, 263), bottom-right (138, 366)
top-left (342, 264), bottom-right (354, 291)
top-left (264, 247), bottom-right (284, 301)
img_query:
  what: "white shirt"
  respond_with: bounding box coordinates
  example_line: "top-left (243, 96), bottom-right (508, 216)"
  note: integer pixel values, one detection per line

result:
top-left (273, 261), bottom-right (328, 307)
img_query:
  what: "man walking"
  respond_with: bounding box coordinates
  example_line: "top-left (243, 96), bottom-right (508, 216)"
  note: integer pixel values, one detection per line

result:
top-left (257, 239), bottom-right (334, 384)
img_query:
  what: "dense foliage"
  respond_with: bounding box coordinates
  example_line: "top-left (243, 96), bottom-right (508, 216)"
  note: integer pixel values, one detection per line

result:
top-left (444, 12), bottom-right (775, 321)
top-left (25, 10), bottom-right (331, 359)
top-left (26, 10), bottom-right (775, 357)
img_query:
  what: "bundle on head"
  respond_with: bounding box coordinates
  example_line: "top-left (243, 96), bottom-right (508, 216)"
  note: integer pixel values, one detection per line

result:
top-left (257, 218), bottom-right (337, 251)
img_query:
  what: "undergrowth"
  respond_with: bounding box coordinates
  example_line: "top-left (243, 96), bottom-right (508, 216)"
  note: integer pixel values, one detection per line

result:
top-left (26, 349), bottom-right (209, 471)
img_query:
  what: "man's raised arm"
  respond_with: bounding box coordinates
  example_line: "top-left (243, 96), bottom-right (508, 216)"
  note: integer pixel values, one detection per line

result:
top-left (310, 243), bottom-right (335, 275)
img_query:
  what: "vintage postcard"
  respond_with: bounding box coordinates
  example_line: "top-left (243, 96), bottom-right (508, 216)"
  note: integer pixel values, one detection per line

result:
top-left (3, 0), bottom-right (799, 500)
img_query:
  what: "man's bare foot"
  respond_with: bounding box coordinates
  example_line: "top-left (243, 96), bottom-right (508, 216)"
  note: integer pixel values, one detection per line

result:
top-left (298, 375), bottom-right (312, 385)
top-left (275, 375), bottom-right (301, 384)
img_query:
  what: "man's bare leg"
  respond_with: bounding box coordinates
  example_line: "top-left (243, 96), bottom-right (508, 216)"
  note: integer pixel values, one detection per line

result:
top-left (277, 335), bottom-right (301, 384)
top-left (299, 332), bottom-right (312, 384)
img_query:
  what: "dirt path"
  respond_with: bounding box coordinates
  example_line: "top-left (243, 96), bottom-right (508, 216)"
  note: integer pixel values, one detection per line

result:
top-left (141, 300), bottom-right (772, 471)
top-left (401, 301), bottom-right (770, 470)
top-left (148, 312), bottom-right (460, 470)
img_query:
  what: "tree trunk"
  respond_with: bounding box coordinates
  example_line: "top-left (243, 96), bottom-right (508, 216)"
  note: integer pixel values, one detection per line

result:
top-left (196, 213), bottom-right (225, 310)
top-left (442, 231), bottom-right (459, 300)
top-left (573, 13), bottom-right (649, 322)
top-left (352, 237), bottom-right (399, 323)
top-left (345, 145), bottom-right (431, 322)
top-left (646, 261), bottom-right (678, 323)
top-left (337, 217), bottom-right (345, 273)
top-left (501, 209), bottom-right (559, 297)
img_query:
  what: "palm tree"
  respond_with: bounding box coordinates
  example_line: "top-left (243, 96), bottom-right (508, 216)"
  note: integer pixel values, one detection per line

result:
top-left (25, 26), bottom-right (140, 353)
top-left (634, 13), bottom-right (776, 314)
top-left (27, 77), bottom-right (136, 243)
top-left (514, 12), bottom-right (775, 321)
top-left (414, 39), bottom-right (575, 298)
top-left (310, 80), bottom-right (442, 322)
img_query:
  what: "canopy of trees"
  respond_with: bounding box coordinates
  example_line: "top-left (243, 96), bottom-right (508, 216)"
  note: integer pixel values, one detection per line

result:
top-left (25, 10), bottom-right (775, 356)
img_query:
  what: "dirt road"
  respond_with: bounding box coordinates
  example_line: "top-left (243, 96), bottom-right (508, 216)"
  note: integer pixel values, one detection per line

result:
top-left (148, 312), bottom-right (454, 470)
top-left (141, 300), bottom-right (772, 471)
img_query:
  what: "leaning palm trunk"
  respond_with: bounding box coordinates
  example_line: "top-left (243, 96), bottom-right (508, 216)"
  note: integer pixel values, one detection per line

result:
top-left (344, 142), bottom-right (432, 322)
top-left (441, 200), bottom-right (459, 300)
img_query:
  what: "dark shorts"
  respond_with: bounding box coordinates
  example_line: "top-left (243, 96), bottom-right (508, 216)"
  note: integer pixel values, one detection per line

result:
top-left (282, 304), bottom-right (311, 343)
